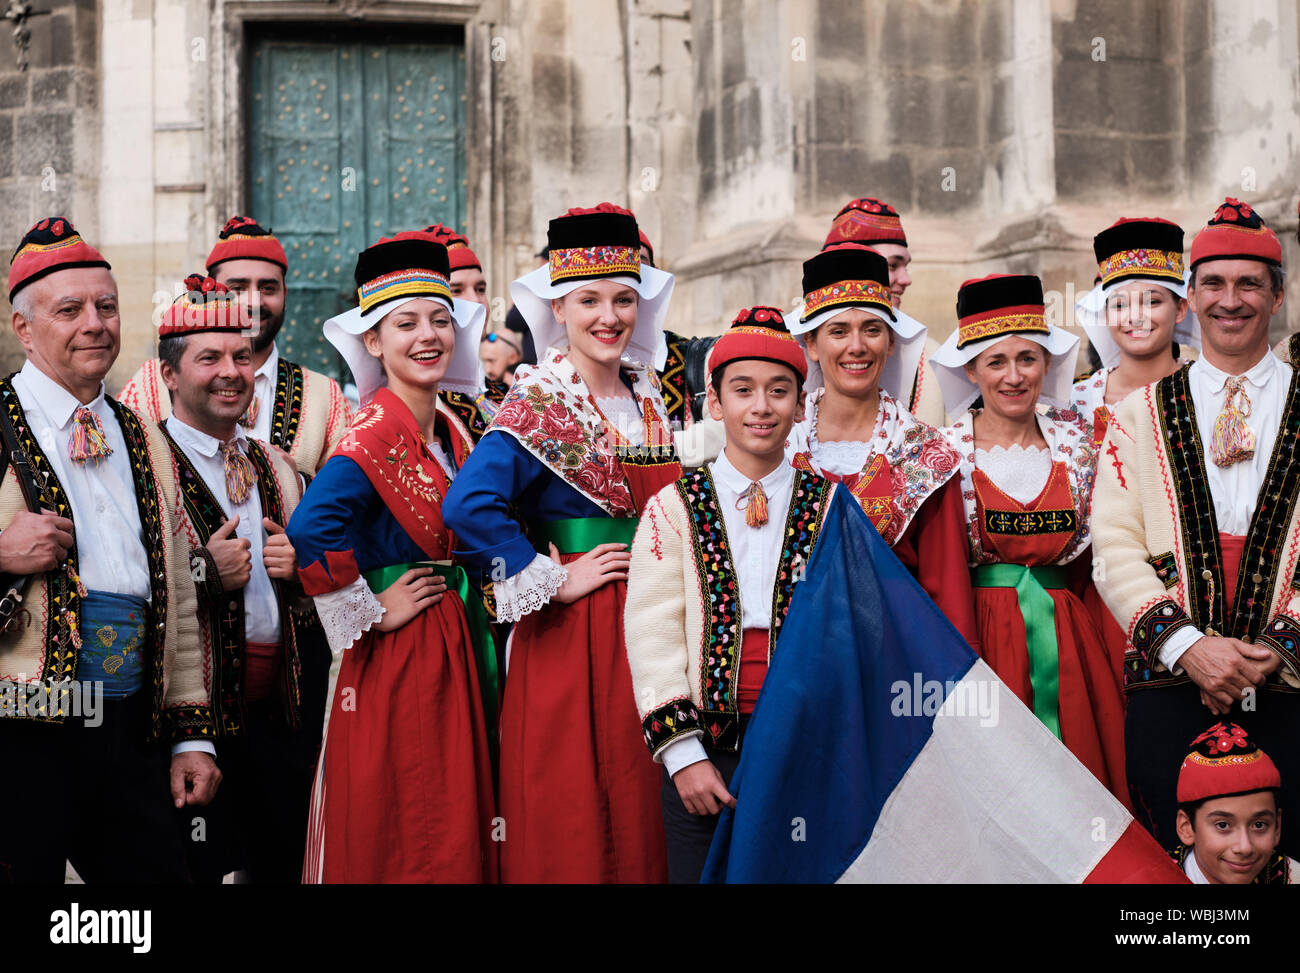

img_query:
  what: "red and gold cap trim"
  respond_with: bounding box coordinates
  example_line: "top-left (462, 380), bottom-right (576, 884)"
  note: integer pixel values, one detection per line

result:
top-left (801, 278), bottom-right (893, 322)
top-left (14, 233), bottom-right (88, 257)
top-left (956, 305), bottom-right (1049, 349)
top-left (358, 268), bottom-right (451, 314)
top-left (548, 245), bottom-right (640, 284)
top-left (1099, 248), bottom-right (1184, 288)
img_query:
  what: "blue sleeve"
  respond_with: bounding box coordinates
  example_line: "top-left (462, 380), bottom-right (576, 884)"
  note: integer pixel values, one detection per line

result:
top-left (443, 431), bottom-right (553, 576)
top-left (287, 454), bottom-right (375, 587)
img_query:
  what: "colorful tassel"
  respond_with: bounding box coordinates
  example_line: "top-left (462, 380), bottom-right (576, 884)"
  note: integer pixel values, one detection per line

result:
top-left (220, 440), bottom-right (256, 505)
top-left (738, 480), bottom-right (769, 528)
top-left (68, 406), bottom-right (113, 464)
top-left (1210, 377), bottom-right (1256, 469)
top-left (238, 395), bottom-right (260, 430)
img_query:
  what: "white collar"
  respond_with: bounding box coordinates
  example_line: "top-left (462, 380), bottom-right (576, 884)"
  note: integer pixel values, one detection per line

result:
top-left (1191, 349), bottom-right (1283, 394)
top-left (711, 447), bottom-right (794, 495)
top-left (1183, 849), bottom-right (1211, 884)
top-left (166, 413), bottom-right (248, 460)
top-left (255, 342), bottom-right (280, 382)
top-left (18, 360), bottom-right (107, 429)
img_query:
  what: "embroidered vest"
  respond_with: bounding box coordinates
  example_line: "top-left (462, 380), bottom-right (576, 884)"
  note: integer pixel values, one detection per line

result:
top-left (673, 467), bottom-right (832, 751)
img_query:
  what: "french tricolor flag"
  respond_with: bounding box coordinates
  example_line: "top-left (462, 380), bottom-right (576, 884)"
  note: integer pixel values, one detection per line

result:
top-left (702, 491), bottom-right (1187, 884)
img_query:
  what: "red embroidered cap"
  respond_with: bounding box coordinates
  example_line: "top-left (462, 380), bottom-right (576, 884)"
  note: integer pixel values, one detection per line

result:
top-left (206, 216), bottom-right (289, 275)
top-left (1188, 198), bottom-right (1282, 272)
top-left (423, 223), bottom-right (482, 273)
top-left (707, 306), bottom-right (808, 382)
top-left (1177, 721), bottom-right (1281, 804)
top-left (158, 274), bottom-right (253, 336)
top-left (823, 197), bottom-right (908, 249)
top-left (9, 216), bottom-right (111, 302)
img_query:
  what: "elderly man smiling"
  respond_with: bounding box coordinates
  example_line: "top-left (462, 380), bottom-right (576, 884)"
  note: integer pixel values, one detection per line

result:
top-left (0, 217), bottom-right (218, 883)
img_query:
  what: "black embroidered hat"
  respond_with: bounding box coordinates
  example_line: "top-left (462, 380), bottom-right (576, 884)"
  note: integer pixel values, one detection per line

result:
top-left (354, 232), bottom-right (453, 318)
top-left (545, 203), bottom-right (642, 286)
top-left (1092, 218), bottom-right (1186, 288)
top-left (799, 243), bottom-right (896, 326)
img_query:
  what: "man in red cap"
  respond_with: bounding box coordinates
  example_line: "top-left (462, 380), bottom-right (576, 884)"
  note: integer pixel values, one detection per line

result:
top-left (1173, 721), bottom-right (1296, 883)
top-left (0, 217), bottom-right (219, 882)
top-left (1094, 198), bottom-right (1299, 855)
top-left (151, 274), bottom-right (320, 883)
top-left (121, 216), bottom-right (353, 476)
top-left (824, 197), bottom-right (945, 425)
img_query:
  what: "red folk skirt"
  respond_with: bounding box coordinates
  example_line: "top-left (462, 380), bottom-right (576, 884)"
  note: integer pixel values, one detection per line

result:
top-left (497, 459), bottom-right (679, 884)
top-left (307, 591), bottom-right (497, 883)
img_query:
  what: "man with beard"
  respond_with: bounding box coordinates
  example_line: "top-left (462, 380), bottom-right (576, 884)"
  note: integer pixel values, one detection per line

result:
top-left (121, 217), bottom-right (352, 477)
top-left (154, 274), bottom-right (317, 883)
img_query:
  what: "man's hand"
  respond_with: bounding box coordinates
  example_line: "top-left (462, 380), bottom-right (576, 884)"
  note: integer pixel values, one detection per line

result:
top-left (0, 509), bottom-right (74, 574)
top-left (205, 516), bottom-right (251, 589)
top-left (673, 759), bottom-right (736, 816)
top-left (261, 518), bottom-right (297, 580)
top-left (1181, 636), bottom-right (1273, 711)
top-left (551, 542), bottom-right (630, 603)
top-left (170, 751), bottom-right (222, 807)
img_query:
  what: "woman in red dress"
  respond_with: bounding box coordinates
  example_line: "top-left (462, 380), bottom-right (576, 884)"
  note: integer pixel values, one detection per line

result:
top-left (932, 273), bottom-right (1129, 805)
top-left (785, 243), bottom-right (976, 647)
top-left (443, 204), bottom-right (679, 882)
top-left (288, 233), bottom-right (497, 882)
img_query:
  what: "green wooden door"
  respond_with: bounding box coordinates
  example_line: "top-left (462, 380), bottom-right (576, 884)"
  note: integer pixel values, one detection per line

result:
top-left (248, 29), bottom-right (466, 382)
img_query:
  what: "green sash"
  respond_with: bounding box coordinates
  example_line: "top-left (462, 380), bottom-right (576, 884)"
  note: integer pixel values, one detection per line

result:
top-left (363, 562), bottom-right (499, 732)
top-left (971, 563), bottom-right (1067, 740)
top-left (531, 517), bottom-right (639, 555)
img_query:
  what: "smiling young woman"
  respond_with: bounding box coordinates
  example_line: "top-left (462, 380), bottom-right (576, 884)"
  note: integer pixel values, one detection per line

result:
top-left (1072, 218), bottom-right (1199, 446)
top-left (443, 203), bottom-right (680, 883)
top-left (786, 244), bottom-right (977, 649)
top-left (932, 273), bottom-right (1129, 806)
top-left (287, 233), bottom-right (497, 883)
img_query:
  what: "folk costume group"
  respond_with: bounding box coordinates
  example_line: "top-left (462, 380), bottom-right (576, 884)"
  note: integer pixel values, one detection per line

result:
top-left (1, 188), bottom-right (1297, 887)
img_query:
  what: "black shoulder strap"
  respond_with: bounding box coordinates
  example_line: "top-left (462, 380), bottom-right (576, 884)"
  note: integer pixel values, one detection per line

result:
top-left (0, 378), bottom-right (48, 514)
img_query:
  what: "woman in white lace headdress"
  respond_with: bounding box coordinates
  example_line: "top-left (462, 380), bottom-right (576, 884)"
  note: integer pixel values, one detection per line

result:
top-left (287, 232), bottom-right (496, 883)
top-left (931, 273), bottom-right (1129, 807)
top-left (442, 204), bottom-right (680, 883)
top-left (786, 243), bottom-right (977, 648)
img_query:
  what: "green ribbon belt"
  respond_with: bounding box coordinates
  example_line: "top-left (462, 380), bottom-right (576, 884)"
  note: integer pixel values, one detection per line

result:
top-left (971, 563), bottom-right (1068, 741)
top-left (363, 562), bottom-right (500, 733)
top-left (531, 517), bottom-right (639, 555)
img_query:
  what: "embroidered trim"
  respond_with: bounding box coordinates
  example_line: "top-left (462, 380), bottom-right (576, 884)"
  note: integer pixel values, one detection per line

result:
top-left (801, 278), bottom-right (893, 319)
top-left (269, 358), bottom-right (304, 451)
top-left (438, 388), bottom-right (490, 444)
top-left (769, 471), bottom-right (832, 648)
top-left (956, 312), bottom-right (1048, 349)
top-left (659, 335), bottom-right (688, 424)
top-left (1098, 248), bottom-right (1184, 287)
top-left (358, 268), bottom-right (451, 313)
top-left (547, 245), bottom-right (640, 283)
top-left (1257, 614), bottom-right (1300, 687)
top-left (108, 399), bottom-right (174, 740)
top-left (641, 696), bottom-right (703, 758)
top-left (982, 507), bottom-right (1077, 536)
top-left (1126, 599), bottom-right (1194, 687)
top-left (1148, 552), bottom-right (1180, 590)
top-left (493, 552), bottom-right (567, 624)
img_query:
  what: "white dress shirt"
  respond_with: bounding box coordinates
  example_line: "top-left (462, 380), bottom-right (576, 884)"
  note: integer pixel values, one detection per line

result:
top-left (10, 361), bottom-right (151, 600)
top-left (1159, 350), bottom-right (1293, 670)
top-left (165, 416), bottom-right (281, 644)
top-left (660, 448), bottom-right (796, 776)
top-left (243, 343), bottom-right (279, 445)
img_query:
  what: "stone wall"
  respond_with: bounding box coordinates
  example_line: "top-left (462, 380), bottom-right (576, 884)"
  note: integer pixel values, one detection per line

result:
top-left (0, 0), bottom-right (100, 375)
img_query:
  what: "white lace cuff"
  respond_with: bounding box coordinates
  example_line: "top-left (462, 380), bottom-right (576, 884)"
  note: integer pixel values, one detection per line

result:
top-left (494, 553), bottom-right (568, 624)
top-left (312, 576), bottom-right (385, 656)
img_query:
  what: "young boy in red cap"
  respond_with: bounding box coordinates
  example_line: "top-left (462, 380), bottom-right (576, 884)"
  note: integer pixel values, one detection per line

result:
top-left (624, 306), bottom-right (834, 882)
top-left (1174, 721), bottom-right (1297, 884)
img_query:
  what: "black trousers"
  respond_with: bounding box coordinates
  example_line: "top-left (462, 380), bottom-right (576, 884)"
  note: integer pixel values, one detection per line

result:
top-left (177, 694), bottom-right (322, 884)
top-left (659, 716), bottom-right (749, 884)
top-left (0, 690), bottom-right (190, 884)
top-left (1126, 682), bottom-right (1300, 858)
